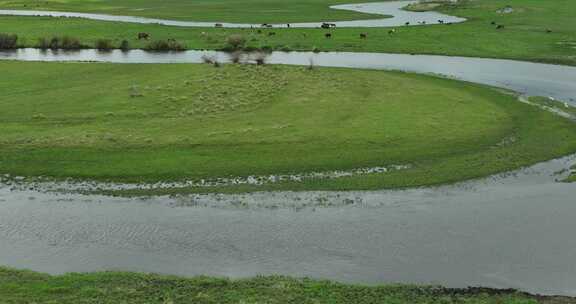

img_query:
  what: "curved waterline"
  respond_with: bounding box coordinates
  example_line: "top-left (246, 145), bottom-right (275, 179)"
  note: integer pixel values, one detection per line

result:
top-left (0, 1), bottom-right (466, 28)
top-left (2, 48), bottom-right (576, 104)
top-left (1, 153), bottom-right (576, 296)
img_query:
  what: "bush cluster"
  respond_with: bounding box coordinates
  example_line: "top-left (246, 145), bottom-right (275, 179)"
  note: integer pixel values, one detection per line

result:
top-left (0, 33), bottom-right (18, 49)
top-left (37, 36), bottom-right (82, 49)
top-left (146, 39), bottom-right (185, 51)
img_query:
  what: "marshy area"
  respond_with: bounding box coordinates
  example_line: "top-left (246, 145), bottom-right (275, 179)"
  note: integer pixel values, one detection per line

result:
top-left (1, 0), bottom-right (576, 303)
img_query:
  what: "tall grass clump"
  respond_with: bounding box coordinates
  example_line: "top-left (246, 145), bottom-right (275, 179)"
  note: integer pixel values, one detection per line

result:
top-left (95, 39), bottom-right (114, 51)
top-left (146, 39), bottom-right (185, 51)
top-left (0, 33), bottom-right (18, 49)
top-left (119, 40), bottom-right (130, 51)
top-left (226, 34), bottom-right (246, 50)
top-left (37, 36), bottom-right (82, 49)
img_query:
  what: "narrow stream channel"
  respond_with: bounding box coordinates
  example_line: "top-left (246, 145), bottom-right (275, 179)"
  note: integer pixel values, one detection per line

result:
top-left (2, 48), bottom-right (576, 104)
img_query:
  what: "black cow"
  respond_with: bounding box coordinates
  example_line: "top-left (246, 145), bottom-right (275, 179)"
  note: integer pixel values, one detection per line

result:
top-left (137, 32), bottom-right (150, 40)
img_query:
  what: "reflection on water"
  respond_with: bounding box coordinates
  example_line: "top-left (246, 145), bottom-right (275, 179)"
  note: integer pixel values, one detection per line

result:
top-left (2, 48), bottom-right (576, 104)
top-left (0, 1), bottom-right (466, 28)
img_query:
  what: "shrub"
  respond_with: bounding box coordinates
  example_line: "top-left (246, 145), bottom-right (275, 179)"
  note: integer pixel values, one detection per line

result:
top-left (61, 36), bottom-right (81, 49)
top-left (95, 39), bottom-right (113, 51)
top-left (49, 37), bottom-right (60, 49)
top-left (226, 34), bottom-right (246, 50)
top-left (37, 37), bottom-right (50, 49)
top-left (146, 39), bottom-right (185, 51)
top-left (119, 40), bottom-right (130, 51)
top-left (37, 36), bottom-right (82, 49)
top-left (0, 33), bottom-right (18, 49)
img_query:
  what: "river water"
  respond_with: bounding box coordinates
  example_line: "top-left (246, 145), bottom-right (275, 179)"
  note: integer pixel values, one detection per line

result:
top-left (1, 154), bottom-right (575, 296)
top-left (0, 1), bottom-right (465, 28)
top-left (2, 48), bottom-right (576, 104)
top-left (1, 19), bottom-right (576, 296)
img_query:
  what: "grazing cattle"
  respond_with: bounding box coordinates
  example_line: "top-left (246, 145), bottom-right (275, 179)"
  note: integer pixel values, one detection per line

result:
top-left (325, 33), bottom-right (332, 38)
top-left (546, 29), bottom-right (553, 33)
top-left (287, 23), bottom-right (290, 28)
top-left (360, 33), bottom-right (367, 39)
top-left (214, 23), bottom-right (223, 28)
top-left (496, 24), bottom-right (505, 29)
top-left (388, 29), bottom-right (396, 35)
top-left (261, 23), bottom-right (273, 28)
top-left (137, 32), bottom-right (150, 40)
top-left (405, 22), bottom-right (410, 26)
top-left (438, 20), bottom-right (444, 24)
top-left (321, 22), bottom-right (336, 29)
top-left (268, 32), bottom-right (276, 36)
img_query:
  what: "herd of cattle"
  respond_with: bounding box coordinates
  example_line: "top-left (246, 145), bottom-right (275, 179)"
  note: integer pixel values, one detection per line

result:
top-left (135, 19), bottom-right (551, 42)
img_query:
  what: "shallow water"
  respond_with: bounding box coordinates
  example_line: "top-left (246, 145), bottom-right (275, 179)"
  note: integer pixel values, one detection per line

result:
top-left (0, 1), bottom-right (465, 28)
top-left (1, 155), bottom-right (576, 296)
top-left (2, 17), bottom-right (576, 295)
top-left (1, 48), bottom-right (576, 104)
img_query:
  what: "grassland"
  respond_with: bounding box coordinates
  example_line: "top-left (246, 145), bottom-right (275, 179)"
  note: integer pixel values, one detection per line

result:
top-left (1, 61), bottom-right (576, 194)
top-left (3, 267), bottom-right (571, 304)
top-left (0, 0), bottom-right (384, 23)
top-left (1, 0), bottom-right (576, 65)
top-left (529, 96), bottom-right (576, 117)
top-left (568, 172), bottom-right (576, 182)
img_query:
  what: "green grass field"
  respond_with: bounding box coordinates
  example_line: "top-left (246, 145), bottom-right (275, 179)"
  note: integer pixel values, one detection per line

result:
top-left (1, 61), bottom-right (576, 194)
top-left (1, 0), bottom-right (575, 65)
top-left (0, 0), bottom-right (384, 23)
top-left (2, 267), bottom-right (564, 304)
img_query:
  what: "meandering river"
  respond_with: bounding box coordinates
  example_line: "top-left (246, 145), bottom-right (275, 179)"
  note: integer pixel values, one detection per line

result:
top-left (1, 0), bottom-right (576, 296)
top-left (1, 154), bottom-right (575, 296)
top-left (0, 1), bottom-right (465, 28)
top-left (1, 49), bottom-right (576, 295)
top-left (2, 49), bottom-right (576, 104)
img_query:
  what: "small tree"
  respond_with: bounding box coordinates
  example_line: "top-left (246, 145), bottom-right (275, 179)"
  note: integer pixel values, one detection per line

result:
top-left (119, 40), bottom-right (130, 51)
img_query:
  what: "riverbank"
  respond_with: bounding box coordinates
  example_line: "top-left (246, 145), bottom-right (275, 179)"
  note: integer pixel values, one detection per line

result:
top-left (0, 0), bottom-right (575, 65)
top-left (2, 61), bottom-right (576, 194)
top-left (2, 267), bottom-right (572, 304)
